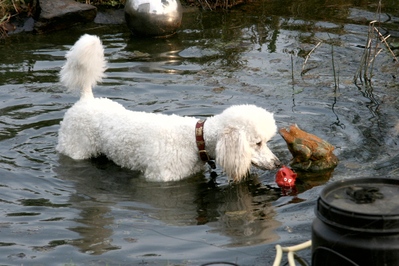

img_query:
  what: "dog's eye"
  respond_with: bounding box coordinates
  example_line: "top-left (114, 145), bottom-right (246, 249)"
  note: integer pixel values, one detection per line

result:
top-left (256, 141), bottom-right (262, 147)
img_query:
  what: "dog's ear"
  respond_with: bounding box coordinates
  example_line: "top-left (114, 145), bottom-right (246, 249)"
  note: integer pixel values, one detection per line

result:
top-left (216, 126), bottom-right (252, 182)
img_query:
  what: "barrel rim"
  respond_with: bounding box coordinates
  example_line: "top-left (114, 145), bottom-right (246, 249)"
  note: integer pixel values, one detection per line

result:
top-left (317, 177), bottom-right (399, 233)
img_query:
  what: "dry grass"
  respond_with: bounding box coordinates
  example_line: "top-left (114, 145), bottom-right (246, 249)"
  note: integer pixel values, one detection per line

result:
top-left (82, 0), bottom-right (245, 9)
top-left (0, 0), bottom-right (14, 38)
top-left (81, 0), bottom-right (125, 6)
top-left (194, 0), bottom-right (248, 10)
top-left (0, 0), bottom-right (36, 38)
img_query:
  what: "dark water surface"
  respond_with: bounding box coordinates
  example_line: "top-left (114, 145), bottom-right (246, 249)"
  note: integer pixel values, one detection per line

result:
top-left (1, 0), bottom-right (399, 265)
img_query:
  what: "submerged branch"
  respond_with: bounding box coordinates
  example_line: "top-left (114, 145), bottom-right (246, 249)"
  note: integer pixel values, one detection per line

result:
top-left (301, 41), bottom-right (322, 76)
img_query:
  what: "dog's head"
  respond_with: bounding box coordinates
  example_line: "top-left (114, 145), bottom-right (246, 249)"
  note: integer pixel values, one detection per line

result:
top-left (215, 105), bottom-right (281, 182)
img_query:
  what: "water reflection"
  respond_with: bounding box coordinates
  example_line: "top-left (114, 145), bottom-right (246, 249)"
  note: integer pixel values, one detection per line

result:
top-left (205, 182), bottom-right (281, 247)
top-left (1, 0), bottom-right (399, 264)
top-left (69, 197), bottom-right (117, 255)
top-left (124, 36), bottom-right (184, 75)
top-left (54, 156), bottom-right (280, 255)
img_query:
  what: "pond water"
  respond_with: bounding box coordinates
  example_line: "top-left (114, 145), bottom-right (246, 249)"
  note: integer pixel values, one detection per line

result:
top-left (1, 0), bottom-right (399, 265)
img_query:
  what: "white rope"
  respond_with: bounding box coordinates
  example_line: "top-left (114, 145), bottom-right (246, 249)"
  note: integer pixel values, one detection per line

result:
top-left (287, 250), bottom-right (296, 265)
top-left (272, 245), bottom-right (283, 266)
top-left (272, 240), bottom-right (312, 266)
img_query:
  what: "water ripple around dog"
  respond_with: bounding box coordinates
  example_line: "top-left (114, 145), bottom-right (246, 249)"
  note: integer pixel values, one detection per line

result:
top-left (0, 2), bottom-right (399, 265)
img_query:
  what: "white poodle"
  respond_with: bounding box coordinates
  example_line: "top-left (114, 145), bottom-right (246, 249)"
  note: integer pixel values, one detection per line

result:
top-left (57, 34), bottom-right (281, 182)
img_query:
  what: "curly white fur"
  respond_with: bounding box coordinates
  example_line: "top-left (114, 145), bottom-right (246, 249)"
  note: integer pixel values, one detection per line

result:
top-left (57, 34), bottom-right (281, 182)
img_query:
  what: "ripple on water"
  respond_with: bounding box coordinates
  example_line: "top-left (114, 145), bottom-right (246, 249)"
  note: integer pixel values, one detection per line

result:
top-left (0, 2), bottom-right (399, 265)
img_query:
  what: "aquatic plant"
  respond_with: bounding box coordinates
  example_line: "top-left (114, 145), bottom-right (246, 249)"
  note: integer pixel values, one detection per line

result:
top-left (299, 0), bottom-right (398, 123)
top-left (354, 0), bottom-right (398, 85)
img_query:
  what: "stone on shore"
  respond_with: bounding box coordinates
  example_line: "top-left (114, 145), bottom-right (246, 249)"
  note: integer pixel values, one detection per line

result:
top-left (34, 0), bottom-right (97, 33)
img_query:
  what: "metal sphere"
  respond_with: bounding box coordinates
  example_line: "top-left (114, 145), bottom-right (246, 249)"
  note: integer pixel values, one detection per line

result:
top-left (124, 0), bottom-right (183, 37)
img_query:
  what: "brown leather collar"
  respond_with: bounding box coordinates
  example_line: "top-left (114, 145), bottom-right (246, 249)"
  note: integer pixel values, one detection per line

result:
top-left (195, 119), bottom-right (216, 169)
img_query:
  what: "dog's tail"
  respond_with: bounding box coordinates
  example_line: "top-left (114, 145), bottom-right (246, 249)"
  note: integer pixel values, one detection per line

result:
top-left (60, 34), bottom-right (107, 98)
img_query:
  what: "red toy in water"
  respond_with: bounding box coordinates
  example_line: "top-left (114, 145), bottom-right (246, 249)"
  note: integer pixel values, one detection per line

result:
top-left (275, 165), bottom-right (297, 188)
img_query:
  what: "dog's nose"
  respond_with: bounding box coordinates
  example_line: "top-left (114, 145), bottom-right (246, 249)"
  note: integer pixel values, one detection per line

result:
top-left (274, 158), bottom-right (282, 168)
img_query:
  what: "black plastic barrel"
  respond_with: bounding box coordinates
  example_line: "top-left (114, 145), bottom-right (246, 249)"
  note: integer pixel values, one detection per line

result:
top-left (312, 178), bottom-right (399, 266)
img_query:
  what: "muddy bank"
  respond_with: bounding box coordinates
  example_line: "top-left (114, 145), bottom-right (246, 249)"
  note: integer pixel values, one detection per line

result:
top-left (3, 0), bottom-right (248, 36)
top-left (4, 0), bottom-right (125, 36)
